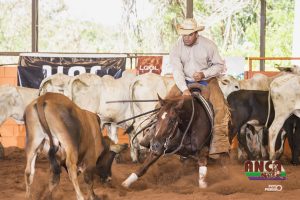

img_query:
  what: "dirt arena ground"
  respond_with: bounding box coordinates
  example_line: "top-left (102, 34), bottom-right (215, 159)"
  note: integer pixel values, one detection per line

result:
top-left (0, 147), bottom-right (300, 200)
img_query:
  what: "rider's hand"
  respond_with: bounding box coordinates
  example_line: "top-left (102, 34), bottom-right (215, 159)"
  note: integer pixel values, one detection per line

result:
top-left (193, 72), bottom-right (205, 82)
top-left (182, 89), bottom-right (191, 96)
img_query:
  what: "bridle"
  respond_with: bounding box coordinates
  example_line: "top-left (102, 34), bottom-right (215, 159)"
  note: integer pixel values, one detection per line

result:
top-left (162, 97), bottom-right (195, 156)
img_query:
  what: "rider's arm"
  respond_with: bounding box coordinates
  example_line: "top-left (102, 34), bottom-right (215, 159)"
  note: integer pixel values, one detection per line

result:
top-left (202, 42), bottom-right (225, 79)
top-left (170, 40), bottom-right (189, 92)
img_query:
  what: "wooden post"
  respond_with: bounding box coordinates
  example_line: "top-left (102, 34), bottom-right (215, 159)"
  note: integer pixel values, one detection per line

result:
top-left (292, 0), bottom-right (300, 65)
top-left (260, 0), bottom-right (266, 71)
top-left (186, 0), bottom-right (193, 18)
top-left (32, 0), bottom-right (38, 52)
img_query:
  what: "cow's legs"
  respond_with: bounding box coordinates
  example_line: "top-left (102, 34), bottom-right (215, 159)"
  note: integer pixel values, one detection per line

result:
top-left (291, 120), bottom-right (300, 165)
top-left (128, 133), bottom-right (139, 163)
top-left (237, 145), bottom-right (248, 162)
top-left (122, 152), bottom-right (161, 188)
top-left (269, 116), bottom-right (288, 160)
top-left (84, 167), bottom-right (98, 200)
top-left (107, 124), bottom-right (118, 144)
top-left (24, 109), bottom-right (46, 198)
top-left (275, 130), bottom-right (287, 159)
top-left (25, 151), bottom-right (38, 198)
top-left (66, 154), bottom-right (84, 200)
top-left (258, 129), bottom-right (268, 160)
top-left (24, 135), bottom-right (44, 198)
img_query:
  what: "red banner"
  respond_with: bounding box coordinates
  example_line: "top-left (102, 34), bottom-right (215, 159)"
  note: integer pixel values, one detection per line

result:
top-left (136, 56), bottom-right (163, 75)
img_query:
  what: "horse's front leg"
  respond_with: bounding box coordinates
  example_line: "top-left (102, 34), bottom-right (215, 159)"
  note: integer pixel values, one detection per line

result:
top-left (122, 152), bottom-right (161, 188)
top-left (198, 147), bottom-right (209, 188)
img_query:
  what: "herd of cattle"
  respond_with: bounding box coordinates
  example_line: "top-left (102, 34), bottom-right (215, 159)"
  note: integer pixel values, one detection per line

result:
top-left (0, 66), bottom-right (300, 199)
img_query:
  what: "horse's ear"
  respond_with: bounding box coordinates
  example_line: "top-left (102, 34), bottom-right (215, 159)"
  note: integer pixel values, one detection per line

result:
top-left (157, 94), bottom-right (166, 106)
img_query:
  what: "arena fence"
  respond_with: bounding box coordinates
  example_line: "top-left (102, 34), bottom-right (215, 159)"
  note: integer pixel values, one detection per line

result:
top-left (0, 53), bottom-right (295, 157)
top-left (245, 57), bottom-right (300, 78)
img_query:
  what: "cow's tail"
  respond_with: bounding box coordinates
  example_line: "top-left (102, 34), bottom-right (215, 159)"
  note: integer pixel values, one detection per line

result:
top-left (265, 90), bottom-right (271, 128)
top-left (36, 94), bottom-right (61, 175)
top-left (128, 79), bottom-right (141, 126)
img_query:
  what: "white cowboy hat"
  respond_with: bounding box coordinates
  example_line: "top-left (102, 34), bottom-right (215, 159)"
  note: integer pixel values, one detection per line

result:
top-left (176, 18), bottom-right (205, 35)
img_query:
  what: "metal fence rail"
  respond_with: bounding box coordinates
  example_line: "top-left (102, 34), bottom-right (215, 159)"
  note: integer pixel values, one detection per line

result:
top-left (0, 52), bottom-right (170, 69)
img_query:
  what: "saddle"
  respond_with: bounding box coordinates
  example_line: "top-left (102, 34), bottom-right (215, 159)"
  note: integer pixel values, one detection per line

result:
top-left (187, 83), bottom-right (214, 130)
top-left (187, 83), bottom-right (210, 100)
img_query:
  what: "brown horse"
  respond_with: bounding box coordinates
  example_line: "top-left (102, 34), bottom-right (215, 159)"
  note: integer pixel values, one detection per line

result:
top-left (122, 94), bottom-right (213, 188)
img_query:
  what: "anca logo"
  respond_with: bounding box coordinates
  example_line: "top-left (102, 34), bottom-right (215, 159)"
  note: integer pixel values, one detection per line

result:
top-left (244, 160), bottom-right (286, 180)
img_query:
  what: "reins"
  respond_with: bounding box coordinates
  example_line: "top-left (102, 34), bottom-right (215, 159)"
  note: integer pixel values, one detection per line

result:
top-left (130, 120), bottom-right (157, 147)
top-left (163, 97), bottom-right (195, 156)
top-left (116, 108), bottom-right (160, 125)
top-left (106, 99), bottom-right (159, 103)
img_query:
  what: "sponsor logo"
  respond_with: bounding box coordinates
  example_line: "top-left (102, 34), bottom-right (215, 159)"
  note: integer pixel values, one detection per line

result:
top-left (244, 160), bottom-right (286, 180)
top-left (136, 56), bottom-right (162, 75)
top-left (265, 185), bottom-right (283, 192)
top-left (42, 65), bottom-right (104, 76)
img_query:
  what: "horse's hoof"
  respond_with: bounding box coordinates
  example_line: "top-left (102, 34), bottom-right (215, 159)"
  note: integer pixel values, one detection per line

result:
top-left (25, 192), bottom-right (30, 199)
top-left (199, 180), bottom-right (207, 189)
top-left (122, 173), bottom-right (138, 188)
top-left (121, 181), bottom-right (130, 188)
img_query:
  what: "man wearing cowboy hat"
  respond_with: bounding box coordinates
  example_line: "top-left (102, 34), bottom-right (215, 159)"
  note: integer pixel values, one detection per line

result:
top-left (169, 18), bottom-right (231, 159)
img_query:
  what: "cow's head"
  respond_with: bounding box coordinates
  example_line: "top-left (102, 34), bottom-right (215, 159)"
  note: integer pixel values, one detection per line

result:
top-left (95, 137), bottom-right (128, 182)
top-left (238, 123), bottom-right (263, 160)
top-left (38, 74), bottom-right (72, 96)
top-left (217, 75), bottom-right (240, 98)
top-left (275, 65), bottom-right (300, 75)
top-left (292, 65), bottom-right (300, 75)
top-left (244, 124), bottom-right (261, 159)
top-left (0, 85), bottom-right (24, 125)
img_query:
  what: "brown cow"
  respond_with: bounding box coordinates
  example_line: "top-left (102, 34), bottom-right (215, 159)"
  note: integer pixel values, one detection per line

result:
top-left (24, 92), bottom-right (126, 200)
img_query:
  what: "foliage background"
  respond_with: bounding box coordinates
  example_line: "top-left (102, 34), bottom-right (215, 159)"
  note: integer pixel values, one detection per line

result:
top-left (0, 0), bottom-right (296, 68)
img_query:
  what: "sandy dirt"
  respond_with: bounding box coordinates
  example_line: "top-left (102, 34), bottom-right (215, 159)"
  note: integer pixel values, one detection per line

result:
top-left (0, 147), bottom-right (299, 200)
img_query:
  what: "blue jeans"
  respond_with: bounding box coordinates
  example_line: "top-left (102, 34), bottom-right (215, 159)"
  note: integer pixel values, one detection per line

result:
top-left (185, 80), bottom-right (208, 86)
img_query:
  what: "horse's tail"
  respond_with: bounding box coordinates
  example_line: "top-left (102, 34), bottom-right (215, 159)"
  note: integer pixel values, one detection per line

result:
top-left (36, 94), bottom-right (61, 175)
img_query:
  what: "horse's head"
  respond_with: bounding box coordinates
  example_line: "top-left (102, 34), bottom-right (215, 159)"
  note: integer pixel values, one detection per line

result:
top-left (150, 95), bottom-right (190, 155)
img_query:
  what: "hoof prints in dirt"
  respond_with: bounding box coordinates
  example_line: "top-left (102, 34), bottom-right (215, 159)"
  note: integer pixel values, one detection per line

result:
top-left (1, 149), bottom-right (300, 200)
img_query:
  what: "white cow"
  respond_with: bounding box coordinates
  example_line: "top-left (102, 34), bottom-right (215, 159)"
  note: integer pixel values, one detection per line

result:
top-left (217, 75), bottom-right (240, 98)
top-left (292, 65), bottom-right (300, 74)
top-left (38, 73), bottom-right (73, 97)
top-left (276, 65), bottom-right (300, 75)
top-left (64, 73), bottom-right (127, 144)
top-left (38, 72), bottom-right (174, 162)
top-left (239, 73), bottom-right (271, 90)
top-left (268, 73), bottom-right (300, 159)
top-left (66, 73), bottom-right (103, 113)
top-left (217, 73), bottom-right (273, 98)
top-left (0, 85), bottom-right (38, 126)
top-left (127, 73), bottom-right (175, 161)
top-left (39, 72), bottom-right (136, 114)
top-left (70, 72), bottom-right (175, 162)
